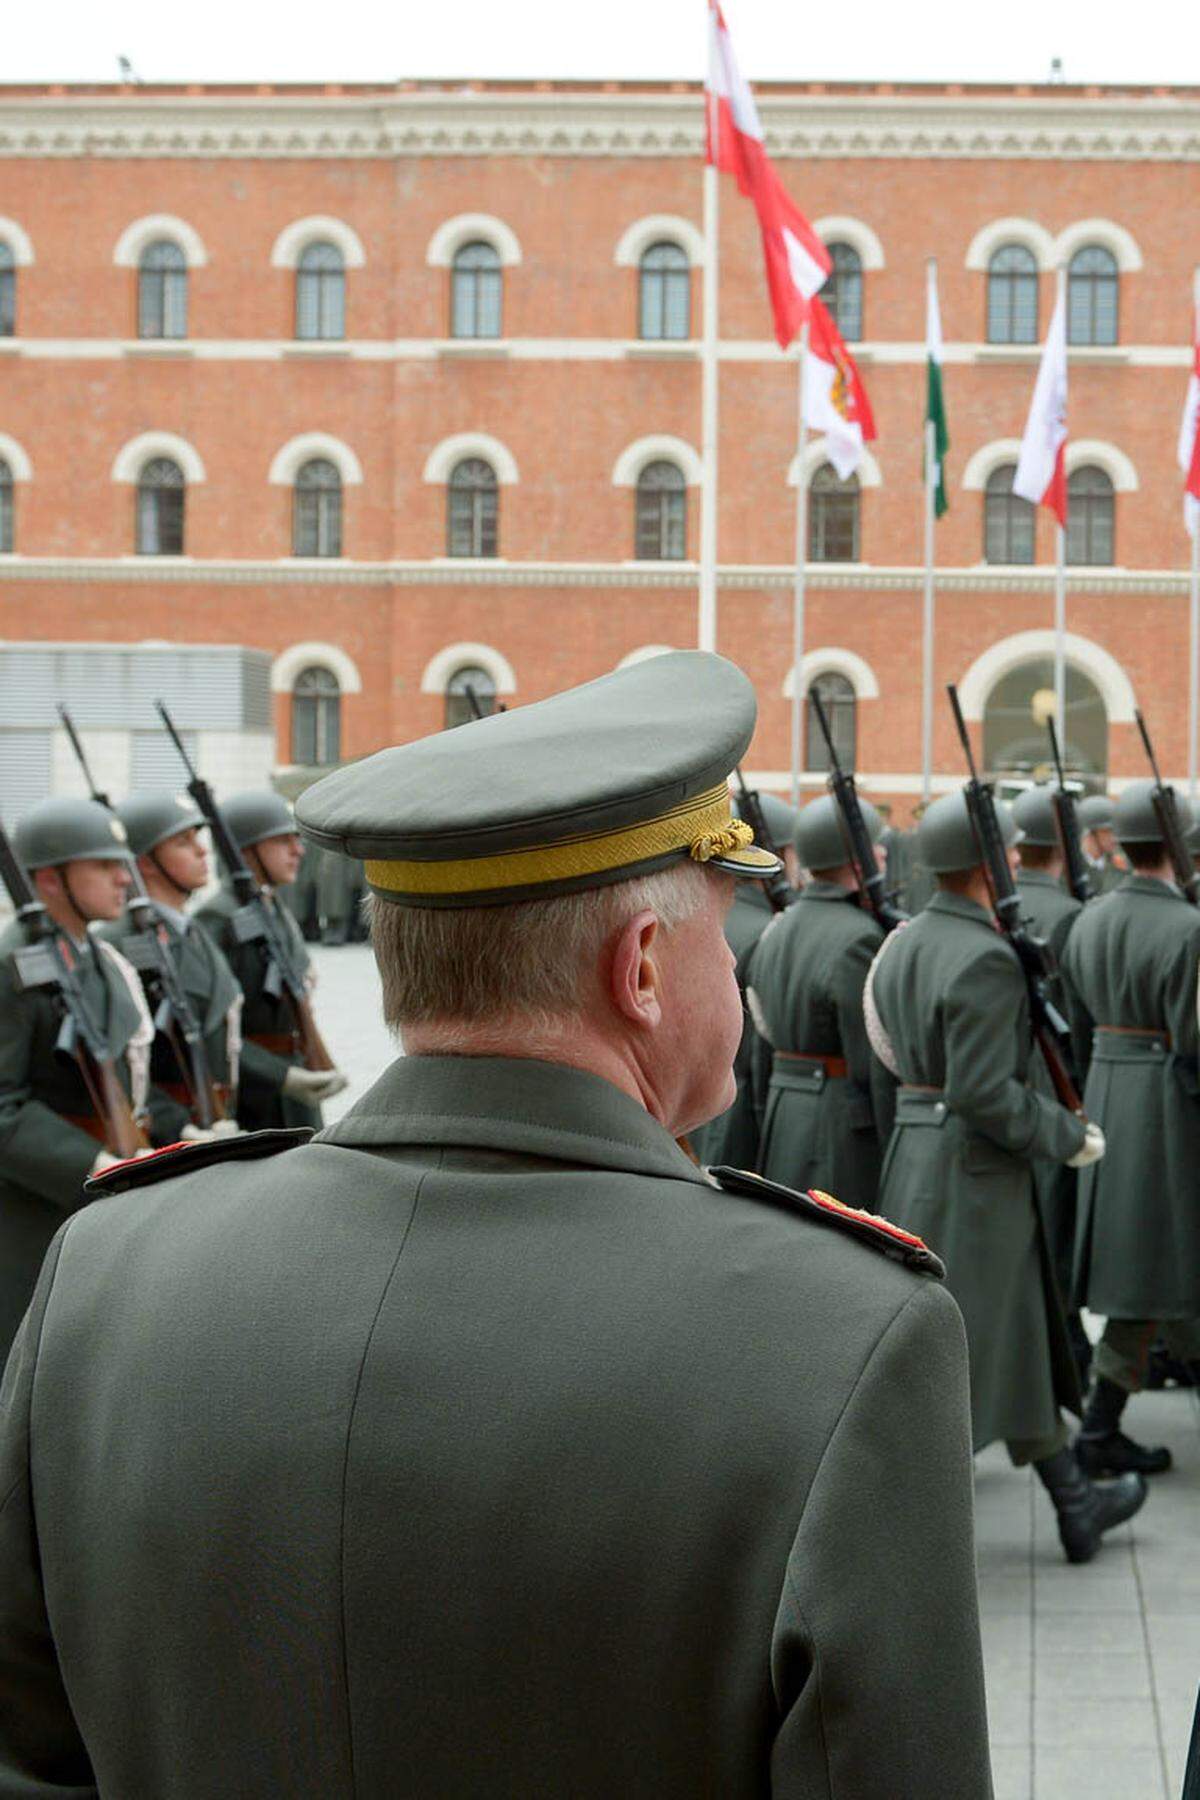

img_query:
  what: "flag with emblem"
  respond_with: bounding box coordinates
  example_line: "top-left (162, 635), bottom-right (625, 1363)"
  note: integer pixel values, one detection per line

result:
top-left (705, 0), bottom-right (830, 347)
top-left (1178, 330), bottom-right (1200, 538)
top-left (925, 259), bottom-right (949, 518)
top-left (802, 295), bottom-right (878, 480)
top-left (1014, 287), bottom-right (1068, 526)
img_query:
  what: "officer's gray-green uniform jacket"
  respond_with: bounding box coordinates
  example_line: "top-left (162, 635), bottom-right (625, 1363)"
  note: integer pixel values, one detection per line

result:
top-left (0, 921), bottom-right (151, 1362)
top-left (689, 880), bottom-right (777, 1168)
top-left (194, 881), bottom-right (320, 1132)
top-left (746, 882), bottom-right (895, 1209)
top-left (872, 892), bottom-right (1086, 1449)
top-left (98, 905), bottom-right (243, 1143)
top-left (0, 1055), bottom-right (992, 1800)
top-left (1014, 869), bottom-right (1085, 1298)
top-left (1060, 874), bottom-right (1200, 1319)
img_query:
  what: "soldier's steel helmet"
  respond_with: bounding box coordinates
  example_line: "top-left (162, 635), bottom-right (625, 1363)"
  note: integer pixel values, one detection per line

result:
top-left (16, 796), bottom-right (133, 870)
top-left (1077, 794), bottom-right (1115, 832)
top-left (918, 789), bottom-right (1021, 874)
top-left (734, 791), bottom-right (798, 852)
top-left (796, 793), bottom-right (883, 870)
top-left (118, 790), bottom-right (205, 858)
top-left (222, 791), bottom-right (297, 851)
top-left (1011, 786), bottom-right (1060, 849)
top-left (1114, 779), bottom-right (1194, 846)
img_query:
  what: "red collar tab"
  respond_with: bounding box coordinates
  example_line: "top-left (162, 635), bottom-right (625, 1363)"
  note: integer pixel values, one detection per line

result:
top-left (709, 1165), bottom-right (945, 1277)
top-left (806, 1186), bottom-right (929, 1250)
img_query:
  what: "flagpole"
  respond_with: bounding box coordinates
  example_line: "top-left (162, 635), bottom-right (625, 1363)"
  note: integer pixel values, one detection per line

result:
top-left (1190, 269), bottom-right (1200, 801)
top-left (921, 257), bottom-right (940, 805)
top-left (698, 151), bottom-right (719, 653)
top-left (1053, 265), bottom-right (1068, 746)
top-left (790, 319), bottom-right (811, 808)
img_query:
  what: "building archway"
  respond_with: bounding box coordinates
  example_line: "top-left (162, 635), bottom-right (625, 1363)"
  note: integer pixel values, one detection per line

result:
top-left (982, 658), bottom-right (1108, 780)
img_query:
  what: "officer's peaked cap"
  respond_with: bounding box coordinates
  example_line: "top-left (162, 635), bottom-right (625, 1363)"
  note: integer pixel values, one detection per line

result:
top-left (16, 796), bottom-right (133, 870)
top-left (796, 793), bottom-right (884, 871)
top-left (118, 790), bottom-right (205, 858)
top-left (918, 788), bottom-right (1022, 875)
top-left (222, 791), bottom-right (296, 851)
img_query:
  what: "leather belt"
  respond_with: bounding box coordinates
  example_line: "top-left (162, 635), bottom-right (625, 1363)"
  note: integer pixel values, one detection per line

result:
top-left (1096, 1025), bottom-right (1171, 1045)
top-left (776, 1050), bottom-right (849, 1079)
top-left (247, 1031), bottom-right (297, 1057)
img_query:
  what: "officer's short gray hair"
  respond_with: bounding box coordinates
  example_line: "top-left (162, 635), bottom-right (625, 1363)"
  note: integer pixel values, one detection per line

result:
top-left (370, 860), bottom-right (711, 1029)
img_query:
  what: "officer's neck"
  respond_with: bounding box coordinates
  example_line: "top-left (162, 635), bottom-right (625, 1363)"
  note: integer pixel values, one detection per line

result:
top-left (40, 892), bottom-right (92, 949)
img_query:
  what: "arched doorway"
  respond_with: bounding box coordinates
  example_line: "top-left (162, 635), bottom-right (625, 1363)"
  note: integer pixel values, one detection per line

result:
top-left (983, 658), bottom-right (1108, 781)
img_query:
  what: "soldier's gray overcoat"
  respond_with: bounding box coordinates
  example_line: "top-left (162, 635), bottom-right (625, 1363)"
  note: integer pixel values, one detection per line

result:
top-left (872, 891), bottom-right (1085, 1449)
top-left (1060, 874), bottom-right (1200, 1318)
top-left (0, 1055), bottom-right (991, 1799)
top-left (746, 881), bottom-right (894, 1209)
top-left (690, 880), bottom-right (776, 1168)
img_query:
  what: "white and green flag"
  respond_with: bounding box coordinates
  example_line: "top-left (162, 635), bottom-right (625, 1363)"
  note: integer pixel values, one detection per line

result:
top-left (925, 260), bottom-right (949, 518)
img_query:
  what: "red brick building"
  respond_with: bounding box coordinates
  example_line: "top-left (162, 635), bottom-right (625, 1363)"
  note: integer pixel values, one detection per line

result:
top-left (1, 78), bottom-right (1198, 814)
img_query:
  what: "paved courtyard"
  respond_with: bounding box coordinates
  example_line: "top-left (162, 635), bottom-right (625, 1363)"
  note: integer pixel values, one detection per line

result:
top-left (313, 944), bottom-right (1200, 1799)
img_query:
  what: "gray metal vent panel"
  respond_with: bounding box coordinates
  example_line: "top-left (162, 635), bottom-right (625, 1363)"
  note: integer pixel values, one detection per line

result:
top-left (0, 729), bottom-right (52, 825)
top-left (0, 646), bottom-right (274, 731)
top-left (130, 728), bottom-right (198, 792)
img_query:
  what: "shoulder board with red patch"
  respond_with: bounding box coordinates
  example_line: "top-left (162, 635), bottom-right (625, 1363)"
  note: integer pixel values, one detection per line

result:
top-left (83, 1127), bottom-right (313, 1198)
top-left (709, 1165), bottom-right (945, 1277)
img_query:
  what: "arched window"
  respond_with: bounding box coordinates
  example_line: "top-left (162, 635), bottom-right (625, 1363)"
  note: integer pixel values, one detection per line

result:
top-left (291, 666), bottom-right (342, 766)
top-left (447, 458), bottom-right (499, 558)
top-left (293, 458), bottom-right (342, 557)
top-left (983, 659), bottom-right (1108, 778)
top-left (296, 241), bottom-right (345, 341)
top-left (984, 464), bottom-right (1036, 565)
top-left (0, 244), bottom-right (14, 337)
top-left (1065, 465), bottom-right (1114, 566)
top-left (809, 464), bottom-right (860, 562)
top-left (1068, 246), bottom-right (1118, 347)
top-left (638, 241), bottom-right (690, 341)
top-left (805, 672), bottom-right (856, 773)
top-left (823, 243), bottom-right (863, 342)
top-left (444, 664), bottom-right (498, 730)
top-left (986, 244), bottom-right (1038, 345)
top-left (136, 457), bottom-right (185, 555)
top-left (137, 239), bottom-right (187, 339)
top-left (451, 241), bottom-right (502, 339)
top-left (0, 458), bottom-right (12, 552)
top-left (634, 460), bottom-right (687, 560)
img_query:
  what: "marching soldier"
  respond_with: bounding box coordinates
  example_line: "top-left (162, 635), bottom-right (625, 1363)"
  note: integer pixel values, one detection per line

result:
top-left (747, 793), bottom-right (895, 1208)
top-left (1061, 780), bottom-right (1200, 1476)
top-left (868, 790), bottom-right (1146, 1562)
top-left (0, 797), bottom-right (153, 1359)
top-left (1078, 793), bottom-right (1127, 894)
top-left (195, 791), bottom-right (347, 1131)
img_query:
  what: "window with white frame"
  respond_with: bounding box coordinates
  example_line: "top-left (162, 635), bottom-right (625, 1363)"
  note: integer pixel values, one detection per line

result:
top-left (293, 458), bottom-right (343, 557)
top-left (451, 241), bottom-right (502, 339)
top-left (136, 457), bottom-right (185, 555)
top-left (444, 664), bottom-right (498, 729)
top-left (634, 461), bottom-right (686, 560)
top-left (638, 242), bottom-right (690, 340)
top-left (138, 239), bottom-right (188, 339)
top-left (296, 242), bottom-right (346, 341)
top-left (291, 666), bottom-right (342, 765)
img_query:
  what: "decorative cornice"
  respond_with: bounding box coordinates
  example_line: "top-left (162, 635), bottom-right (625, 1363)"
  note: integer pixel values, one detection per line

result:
top-left (0, 90), bottom-right (1198, 162)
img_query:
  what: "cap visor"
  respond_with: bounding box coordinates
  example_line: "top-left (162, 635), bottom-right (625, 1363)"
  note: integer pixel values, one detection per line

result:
top-left (707, 844), bottom-right (784, 881)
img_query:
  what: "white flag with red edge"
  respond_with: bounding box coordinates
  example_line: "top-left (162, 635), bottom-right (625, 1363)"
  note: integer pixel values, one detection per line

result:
top-left (705, 0), bottom-right (830, 348)
top-left (1013, 289), bottom-right (1068, 527)
top-left (802, 296), bottom-right (878, 480)
top-left (1177, 337), bottom-right (1200, 539)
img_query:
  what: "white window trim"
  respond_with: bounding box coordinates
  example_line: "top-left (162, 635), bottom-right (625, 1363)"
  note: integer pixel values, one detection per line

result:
top-left (613, 216), bottom-right (705, 268)
top-left (0, 216), bottom-right (34, 266)
top-left (957, 629), bottom-right (1136, 725)
top-left (422, 433), bottom-right (519, 486)
top-left (426, 214), bottom-right (522, 268)
top-left (612, 434), bottom-right (702, 488)
top-left (113, 214), bottom-right (208, 269)
top-left (1053, 219), bottom-right (1143, 274)
top-left (781, 648), bottom-right (881, 701)
top-left (268, 433), bottom-right (363, 487)
top-left (961, 438), bottom-right (1025, 491)
top-left (270, 216), bottom-right (365, 270)
top-left (964, 218), bottom-right (1056, 273)
top-left (1065, 440), bottom-right (1138, 492)
top-left (616, 644), bottom-right (677, 669)
top-left (111, 431), bottom-right (206, 483)
top-left (271, 641), bottom-right (362, 695)
top-left (420, 642), bottom-right (517, 695)
top-left (813, 217), bottom-right (885, 270)
top-left (788, 443), bottom-right (882, 489)
top-left (0, 433), bottom-right (33, 480)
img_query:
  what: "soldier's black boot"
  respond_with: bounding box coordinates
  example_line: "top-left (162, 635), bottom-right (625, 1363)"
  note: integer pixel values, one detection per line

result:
top-left (1034, 1448), bottom-right (1147, 1565)
top-left (1076, 1375), bottom-right (1172, 1476)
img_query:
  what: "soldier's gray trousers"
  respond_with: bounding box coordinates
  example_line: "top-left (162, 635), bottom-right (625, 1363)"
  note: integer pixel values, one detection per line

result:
top-left (1095, 1317), bottom-right (1200, 1391)
top-left (1007, 1415), bottom-right (1070, 1467)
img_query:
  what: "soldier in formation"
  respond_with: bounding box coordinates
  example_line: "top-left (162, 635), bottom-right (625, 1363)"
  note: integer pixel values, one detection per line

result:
top-left (1078, 792), bottom-right (1127, 894)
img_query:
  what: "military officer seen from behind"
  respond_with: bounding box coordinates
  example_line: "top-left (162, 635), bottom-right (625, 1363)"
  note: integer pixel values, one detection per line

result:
top-left (1061, 780), bottom-right (1200, 1477)
top-left (1078, 793), bottom-right (1127, 895)
top-left (0, 798), bottom-right (153, 1361)
top-left (98, 791), bottom-right (243, 1146)
top-left (868, 789), bottom-right (1146, 1562)
top-left (747, 793), bottom-right (895, 1208)
top-left (0, 653), bottom-right (992, 1799)
top-left (195, 790), bottom-right (346, 1130)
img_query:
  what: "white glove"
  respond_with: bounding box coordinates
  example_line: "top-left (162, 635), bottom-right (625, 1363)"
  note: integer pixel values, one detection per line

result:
top-left (1067, 1121), bottom-right (1106, 1169)
top-left (90, 1148), bottom-right (122, 1176)
top-left (179, 1120), bottom-right (243, 1143)
top-left (282, 1065), bottom-right (350, 1103)
top-left (208, 1118), bottom-right (243, 1139)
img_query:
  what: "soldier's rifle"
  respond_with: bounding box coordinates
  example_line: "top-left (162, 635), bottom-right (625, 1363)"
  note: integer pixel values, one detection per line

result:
top-left (808, 689), bottom-right (907, 933)
top-left (462, 683), bottom-right (507, 722)
top-left (155, 700), bottom-right (335, 1072)
top-left (58, 704), bottom-right (222, 1128)
top-left (732, 770), bottom-right (795, 914)
top-left (1044, 717), bottom-right (1094, 907)
top-left (1134, 708), bottom-right (1199, 906)
top-left (946, 684), bottom-right (1084, 1115)
top-left (0, 821), bottom-right (148, 1158)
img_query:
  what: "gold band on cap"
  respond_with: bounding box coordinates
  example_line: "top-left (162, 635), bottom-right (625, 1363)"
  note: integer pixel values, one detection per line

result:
top-left (365, 783), bottom-right (753, 898)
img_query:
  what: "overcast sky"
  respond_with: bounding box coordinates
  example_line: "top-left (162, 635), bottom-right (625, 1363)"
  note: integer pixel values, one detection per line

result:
top-left (4, 0), bottom-right (1194, 89)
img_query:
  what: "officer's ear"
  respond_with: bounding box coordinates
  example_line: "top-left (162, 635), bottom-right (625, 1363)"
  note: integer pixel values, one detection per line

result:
top-left (606, 908), bottom-right (664, 1033)
top-left (33, 866), bottom-right (64, 904)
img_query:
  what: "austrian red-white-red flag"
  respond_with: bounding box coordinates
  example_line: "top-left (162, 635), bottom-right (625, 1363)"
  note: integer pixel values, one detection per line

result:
top-left (705, 0), bottom-right (830, 348)
top-left (1014, 289), bottom-right (1068, 526)
top-left (802, 296), bottom-right (878, 480)
top-left (1177, 333), bottom-right (1200, 538)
